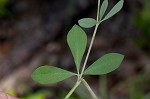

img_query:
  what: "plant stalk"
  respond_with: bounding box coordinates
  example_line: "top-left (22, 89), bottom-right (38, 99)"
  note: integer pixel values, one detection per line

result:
top-left (81, 78), bottom-right (98, 99)
top-left (80, 0), bottom-right (101, 78)
top-left (79, 23), bottom-right (99, 78)
top-left (65, 0), bottom-right (101, 98)
top-left (97, 0), bottom-right (100, 21)
top-left (65, 80), bottom-right (81, 99)
top-left (100, 75), bottom-right (108, 99)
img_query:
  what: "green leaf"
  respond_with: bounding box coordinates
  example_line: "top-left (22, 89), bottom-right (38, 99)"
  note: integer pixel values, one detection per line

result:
top-left (102, 0), bottom-right (124, 21)
top-left (84, 53), bottom-right (124, 75)
top-left (31, 66), bottom-right (74, 84)
top-left (78, 18), bottom-right (97, 28)
top-left (67, 25), bottom-right (87, 71)
top-left (100, 0), bottom-right (108, 20)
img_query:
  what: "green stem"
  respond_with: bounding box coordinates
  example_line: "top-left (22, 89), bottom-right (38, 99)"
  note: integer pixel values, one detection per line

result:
top-left (97, 0), bottom-right (100, 21)
top-left (100, 75), bottom-right (108, 99)
top-left (80, 0), bottom-right (101, 78)
top-left (65, 80), bottom-right (81, 99)
top-left (80, 23), bottom-right (100, 78)
top-left (81, 78), bottom-right (98, 99)
top-left (65, 0), bottom-right (101, 98)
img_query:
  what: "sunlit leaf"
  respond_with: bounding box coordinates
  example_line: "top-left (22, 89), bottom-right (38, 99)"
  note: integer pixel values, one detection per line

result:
top-left (100, 0), bottom-right (108, 20)
top-left (78, 18), bottom-right (97, 28)
top-left (67, 25), bottom-right (87, 72)
top-left (84, 53), bottom-right (124, 75)
top-left (102, 0), bottom-right (124, 21)
top-left (31, 66), bottom-right (74, 84)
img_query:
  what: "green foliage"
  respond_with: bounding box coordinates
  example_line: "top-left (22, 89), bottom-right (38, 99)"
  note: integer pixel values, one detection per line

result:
top-left (67, 25), bottom-right (87, 72)
top-left (100, 0), bottom-right (108, 20)
top-left (31, 66), bottom-right (75, 84)
top-left (21, 90), bottom-right (51, 99)
top-left (143, 93), bottom-right (150, 99)
top-left (21, 93), bottom-right (45, 99)
top-left (133, 0), bottom-right (150, 50)
top-left (127, 72), bottom-right (150, 99)
top-left (0, 0), bottom-right (8, 16)
top-left (102, 0), bottom-right (124, 21)
top-left (78, 18), bottom-right (97, 28)
top-left (31, 0), bottom-right (124, 98)
top-left (84, 53), bottom-right (124, 75)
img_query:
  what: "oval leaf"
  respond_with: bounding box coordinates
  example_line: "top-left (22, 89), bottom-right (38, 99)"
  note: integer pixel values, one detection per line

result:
top-left (100, 0), bottom-right (108, 20)
top-left (84, 53), bottom-right (124, 75)
top-left (102, 0), bottom-right (124, 21)
top-left (31, 66), bottom-right (74, 84)
top-left (67, 25), bottom-right (87, 72)
top-left (78, 18), bottom-right (97, 28)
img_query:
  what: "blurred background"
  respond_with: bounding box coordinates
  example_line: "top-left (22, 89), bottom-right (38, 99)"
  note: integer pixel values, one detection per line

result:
top-left (0, 0), bottom-right (150, 98)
